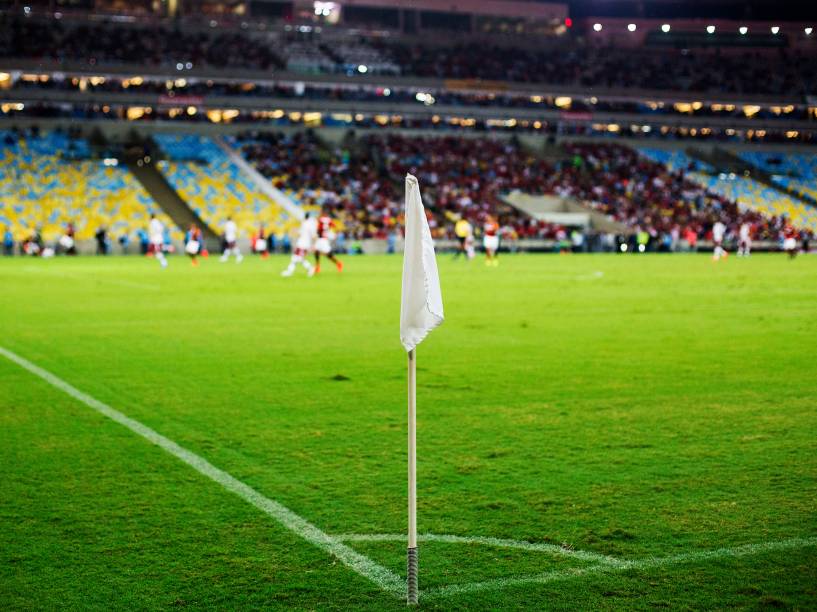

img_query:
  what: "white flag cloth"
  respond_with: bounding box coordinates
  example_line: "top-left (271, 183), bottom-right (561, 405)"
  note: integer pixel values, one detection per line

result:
top-left (400, 174), bottom-right (444, 352)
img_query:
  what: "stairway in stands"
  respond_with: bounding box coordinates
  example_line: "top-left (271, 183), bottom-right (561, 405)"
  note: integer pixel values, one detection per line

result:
top-left (124, 144), bottom-right (219, 244)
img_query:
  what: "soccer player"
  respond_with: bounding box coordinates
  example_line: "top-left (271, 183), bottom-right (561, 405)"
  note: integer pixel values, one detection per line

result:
top-left (314, 208), bottom-right (343, 274)
top-left (185, 223), bottom-right (203, 267)
top-left (220, 216), bottom-right (243, 263)
top-left (483, 215), bottom-right (500, 266)
top-left (782, 224), bottom-right (799, 259)
top-left (453, 217), bottom-right (474, 260)
top-left (712, 220), bottom-right (727, 261)
top-left (253, 223), bottom-right (269, 259)
top-left (281, 213), bottom-right (316, 277)
top-left (149, 214), bottom-right (168, 268)
top-left (738, 222), bottom-right (752, 257)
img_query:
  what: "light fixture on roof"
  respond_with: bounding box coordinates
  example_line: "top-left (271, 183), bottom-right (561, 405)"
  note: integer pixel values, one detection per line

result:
top-left (661, 24), bottom-right (671, 33)
top-left (706, 25), bottom-right (716, 34)
top-left (627, 23), bottom-right (637, 32)
top-left (357, 64), bottom-right (368, 73)
top-left (739, 26), bottom-right (748, 35)
top-left (593, 23), bottom-right (602, 32)
top-left (805, 27), bottom-right (813, 36)
top-left (771, 26), bottom-right (780, 34)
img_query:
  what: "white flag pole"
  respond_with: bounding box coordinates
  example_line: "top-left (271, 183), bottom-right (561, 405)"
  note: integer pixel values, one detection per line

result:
top-left (407, 347), bottom-right (418, 605)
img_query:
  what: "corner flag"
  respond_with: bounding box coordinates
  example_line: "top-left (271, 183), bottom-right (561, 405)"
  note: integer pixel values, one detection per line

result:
top-left (400, 174), bottom-right (444, 352)
top-left (400, 173), bottom-right (443, 605)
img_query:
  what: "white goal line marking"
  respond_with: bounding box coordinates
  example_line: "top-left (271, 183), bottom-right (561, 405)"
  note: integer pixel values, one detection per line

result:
top-left (336, 533), bottom-right (624, 566)
top-left (0, 346), bottom-right (404, 597)
top-left (421, 536), bottom-right (817, 599)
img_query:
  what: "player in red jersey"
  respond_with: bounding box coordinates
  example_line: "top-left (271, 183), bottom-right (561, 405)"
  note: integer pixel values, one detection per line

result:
top-left (483, 215), bottom-right (500, 267)
top-left (314, 208), bottom-right (343, 274)
top-left (782, 224), bottom-right (799, 259)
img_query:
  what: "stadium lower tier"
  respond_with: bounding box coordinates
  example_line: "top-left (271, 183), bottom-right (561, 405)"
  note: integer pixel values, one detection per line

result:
top-left (2, 129), bottom-right (815, 252)
top-left (154, 134), bottom-right (294, 238)
top-left (0, 131), bottom-right (174, 243)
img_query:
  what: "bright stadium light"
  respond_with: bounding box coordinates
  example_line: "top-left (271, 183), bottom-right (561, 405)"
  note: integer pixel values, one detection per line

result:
top-left (357, 64), bottom-right (368, 73)
top-left (627, 23), bottom-right (637, 32)
top-left (593, 23), bottom-right (603, 32)
top-left (805, 27), bottom-right (813, 36)
top-left (661, 24), bottom-right (671, 33)
top-left (707, 25), bottom-right (716, 34)
top-left (771, 26), bottom-right (780, 34)
top-left (739, 26), bottom-right (748, 35)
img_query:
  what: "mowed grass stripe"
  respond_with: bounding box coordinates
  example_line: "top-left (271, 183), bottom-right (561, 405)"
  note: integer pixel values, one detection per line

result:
top-left (0, 345), bottom-right (405, 597)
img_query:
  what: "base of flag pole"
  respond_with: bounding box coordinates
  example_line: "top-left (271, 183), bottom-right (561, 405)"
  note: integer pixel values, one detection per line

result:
top-left (407, 547), bottom-right (418, 605)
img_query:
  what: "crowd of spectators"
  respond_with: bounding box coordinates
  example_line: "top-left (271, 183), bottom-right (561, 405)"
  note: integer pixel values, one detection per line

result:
top-left (381, 41), bottom-right (817, 96)
top-left (235, 131), bottom-right (812, 245)
top-left (3, 16), bottom-right (817, 96)
top-left (0, 16), bottom-right (282, 70)
top-left (553, 143), bottom-right (796, 243)
top-left (238, 131), bottom-right (401, 239)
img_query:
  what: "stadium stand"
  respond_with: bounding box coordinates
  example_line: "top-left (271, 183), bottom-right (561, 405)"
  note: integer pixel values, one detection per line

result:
top-left (3, 16), bottom-right (816, 95)
top-left (0, 129), bottom-right (173, 244)
top-left (737, 151), bottom-right (817, 203)
top-left (234, 131), bottom-right (400, 239)
top-left (154, 134), bottom-right (293, 238)
top-left (640, 148), bottom-right (817, 233)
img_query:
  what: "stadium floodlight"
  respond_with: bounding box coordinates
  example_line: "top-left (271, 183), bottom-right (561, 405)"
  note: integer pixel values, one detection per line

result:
top-left (805, 27), bottom-right (813, 36)
top-left (771, 26), bottom-right (780, 34)
top-left (357, 64), bottom-right (368, 73)
top-left (593, 23), bottom-right (602, 32)
top-left (175, 62), bottom-right (183, 71)
top-left (23, 5), bottom-right (31, 14)
top-left (739, 26), bottom-right (748, 35)
top-left (661, 24), bottom-right (671, 33)
top-left (628, 23), bottom-right (637, 32)
top-left (185, 62), bottom-right (193, 70)
top-left (707, 25), bottom-right (716, 34)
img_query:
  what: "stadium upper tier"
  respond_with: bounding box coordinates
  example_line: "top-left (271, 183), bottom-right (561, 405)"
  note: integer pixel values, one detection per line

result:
top-left (154, 134), bottom-right (293, 237)
top-left (3, 17), bottom-right (817, 96)
top-left (0, 130), bottom-right (173, 241)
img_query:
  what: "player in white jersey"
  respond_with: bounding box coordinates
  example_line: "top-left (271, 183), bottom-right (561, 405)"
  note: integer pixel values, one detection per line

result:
top-left (712, 220), bottom-right (727, 261)
top-left (148, 214), bottom-right (168, 268)
top-left (281, 213), bottom-right (316, 277)
top-left (220, 216), bottom-right (243, 263)
top-left (738, 222), bottom-right (752, 257)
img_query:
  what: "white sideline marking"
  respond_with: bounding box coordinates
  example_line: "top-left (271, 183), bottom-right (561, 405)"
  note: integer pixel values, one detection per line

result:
top-left (336, 533), bottom-right (623, 566)
top-left (422, 536), bottom-right (817, 599)
top-left (0, 346), bottom-right (404, 596)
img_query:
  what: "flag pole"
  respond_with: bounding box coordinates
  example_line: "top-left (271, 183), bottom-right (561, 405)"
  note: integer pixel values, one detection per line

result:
top-left (407, 347), bottom-right (418, 605)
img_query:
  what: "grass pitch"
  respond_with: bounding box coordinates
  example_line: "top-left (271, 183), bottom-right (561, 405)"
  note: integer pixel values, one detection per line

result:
top-left (1, 253), bottom-right (816, 610)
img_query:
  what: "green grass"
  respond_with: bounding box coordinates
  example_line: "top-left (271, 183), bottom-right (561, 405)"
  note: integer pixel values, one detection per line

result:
top-left (1, 253), bottom-right (816, 610)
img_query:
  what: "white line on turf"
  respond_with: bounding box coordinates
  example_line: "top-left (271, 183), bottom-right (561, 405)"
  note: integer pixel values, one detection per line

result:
top-left (336, 533), bottom-right (623, 566)
top-left (0, 346), bottom-right (405, 597)
top-left (421, 536), bottom-right (817, 599)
